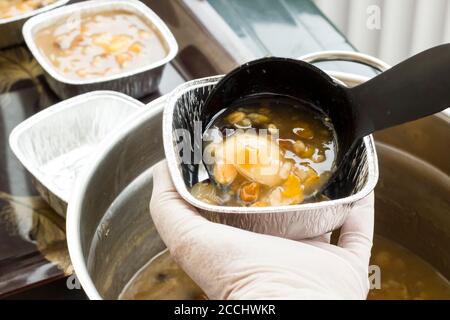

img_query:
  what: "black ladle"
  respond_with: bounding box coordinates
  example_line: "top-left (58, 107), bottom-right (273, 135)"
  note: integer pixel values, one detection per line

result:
top-left (200, 44), bottom-right (450, 197)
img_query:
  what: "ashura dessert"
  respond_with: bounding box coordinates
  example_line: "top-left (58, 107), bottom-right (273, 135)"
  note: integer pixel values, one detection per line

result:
top-left (35, 10), bottom-right (169, 80)
top-left (0, 0), bottom-right (57, 19)
top-left (192, 95), bottom-right (336, 207)
top-left (119, 237), bottom-right (450, 300)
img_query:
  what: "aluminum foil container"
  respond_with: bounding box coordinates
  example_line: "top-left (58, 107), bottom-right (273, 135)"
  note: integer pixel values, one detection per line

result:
top-left (9, 90), bottom-right (143, 216)
top-left (0, 0), bottom-right (70, 49)
top-left (163, 76), bottom-right (379, 240)
top-left (22, 0), bottom-right (178, 99)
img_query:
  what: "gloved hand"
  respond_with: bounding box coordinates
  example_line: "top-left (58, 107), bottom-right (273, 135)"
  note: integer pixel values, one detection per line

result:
top-left (150, 161), bottom-right (374, 300)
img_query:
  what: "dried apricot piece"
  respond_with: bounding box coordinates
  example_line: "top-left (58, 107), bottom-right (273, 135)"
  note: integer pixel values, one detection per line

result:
top-left (76, 69), bottom-right (88, 78)
top-left (129, 42), bottom-right (143, 54)
top-left (303, 173), bottom-right (321, 194)
top-left (106, 34), bottom-right (132, 53)
top-left (281, 174), bottom-right (302, 198)
top-left (226, 111), bottom-right (246, 124)
top-left (115, 52), bottom-right (133, 67)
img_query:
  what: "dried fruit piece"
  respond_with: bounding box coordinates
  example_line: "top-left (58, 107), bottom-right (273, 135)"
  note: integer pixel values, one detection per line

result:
top-left (237, 118), bottom-right (252, 127)
top-left (247, 113), bottom-right (270, 124)
top-left (281, 174), bottom-right (303, 198)
top-left (294, 166), bottom-right (317, 182)
top-left (76, 69), bottom-right (88, 77)
top-left (93, 33), bottom-right (132, 53)
top-left (92, 32), bottom-right (111, 48)
top-left (115, 52), bottom-right (133, 67)
top-left (226, 111), bottom-right (246, 124)
top-left (129, 42), bottom-right (143, 54)
top-left (268, 184), bottom-right (303, 206)
top-left (240, 182), bottom-right (260, 202)
top-left (303, 173), bottom-right (321, 194)
top-left (70, 34), bottom-right (85, 49)
top-left (293, 140), bottom-right (306, 155)
top-left (268, 187), bottom-right (283, 206)
top-left (294, 126), bottom-right (314, 140)
top-left (213, 163), bottom-right (237, 185)
top-left (279, 161), bottom-right (292, 180)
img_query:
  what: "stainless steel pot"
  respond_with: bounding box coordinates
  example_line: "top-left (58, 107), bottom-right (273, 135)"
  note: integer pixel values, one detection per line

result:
top-left (67, 52), bottom-right (450, 299)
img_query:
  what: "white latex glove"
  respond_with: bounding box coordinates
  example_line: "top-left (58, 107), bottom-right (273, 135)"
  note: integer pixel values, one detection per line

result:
top-left (150, 161), bottom-right (374, 300)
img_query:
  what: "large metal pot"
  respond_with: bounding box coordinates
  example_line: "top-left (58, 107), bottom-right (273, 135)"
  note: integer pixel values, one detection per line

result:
top-left (67, 55), bottom-right (450, 299)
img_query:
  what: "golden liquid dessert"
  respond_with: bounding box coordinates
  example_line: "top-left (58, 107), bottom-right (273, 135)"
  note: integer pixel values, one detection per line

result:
top-left (120, 236), bottom-right (450, 300)
top-left (118, 250), bottom-right (206, 300)
top-left (192, 96), bottom-right (335, 207)
top-left (0, 0), bottom-right (57, 19)
top-left (35, 10), bottom-right (169, 80)
top-left (368, 236), bottom-right (450, 300)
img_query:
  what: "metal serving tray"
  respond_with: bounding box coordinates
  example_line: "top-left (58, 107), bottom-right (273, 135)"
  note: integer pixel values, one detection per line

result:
top-left (9, 90), bottom-right (144, 216)
top-left (0, 0), bottom-right (70, 49)
top-left (22, 0), bottom-right (178, 99)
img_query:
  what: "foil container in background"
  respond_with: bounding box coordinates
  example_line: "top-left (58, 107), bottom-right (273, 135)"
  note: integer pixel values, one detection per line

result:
top-left (22, 0), bottom-right (178, 99)
top-left (0, 0), bottom-right (70, 49)
top-left (163, 76), bottom-right (379, 240)
top-left (9, 91), bottom-right (144, 216)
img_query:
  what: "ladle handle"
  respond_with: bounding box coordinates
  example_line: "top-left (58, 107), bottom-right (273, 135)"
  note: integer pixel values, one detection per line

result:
top-left (348, 44), bottom-right (450, 136)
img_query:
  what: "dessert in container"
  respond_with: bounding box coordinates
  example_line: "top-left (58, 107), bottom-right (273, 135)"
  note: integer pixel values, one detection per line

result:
top-left (0, 0), bottom-right (70, 49)
top-left (22, 0), bottom-right (178, 99)
top-left (163, 74), bottom-right (379, 240)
